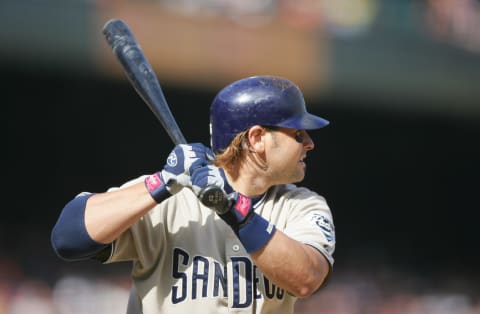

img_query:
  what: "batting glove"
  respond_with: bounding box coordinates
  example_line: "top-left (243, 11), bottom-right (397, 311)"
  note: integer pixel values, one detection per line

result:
top-left (145, 143), bottom-right (213, 203)
top-left (190, 165), bottom-right (233, 196)
top-left (191, 165), bottom-right (275, 253)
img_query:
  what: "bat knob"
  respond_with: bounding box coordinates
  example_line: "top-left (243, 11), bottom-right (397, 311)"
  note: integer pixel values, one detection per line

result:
top-left (198, 185), bottom-right (231, 214)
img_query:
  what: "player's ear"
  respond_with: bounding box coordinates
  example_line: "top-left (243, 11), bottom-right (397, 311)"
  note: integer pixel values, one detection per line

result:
top-left (247, 125), bottom-right (265, 153)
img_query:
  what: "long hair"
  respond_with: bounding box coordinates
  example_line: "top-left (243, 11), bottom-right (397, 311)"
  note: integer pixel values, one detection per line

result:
top-left (214, 127), bottom-right (273, 179)
top-left (213, 130), bottom-right (249, 172)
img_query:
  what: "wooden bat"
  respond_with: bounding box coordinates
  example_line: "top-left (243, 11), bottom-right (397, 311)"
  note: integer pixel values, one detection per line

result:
top-left (102, 18), bottom-right (231, 314)
top-left (102, 19), bottom-right (187, 145)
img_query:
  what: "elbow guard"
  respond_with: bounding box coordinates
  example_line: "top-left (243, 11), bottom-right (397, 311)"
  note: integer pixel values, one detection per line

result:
top-left (51, 193), bottom-right (110, 261)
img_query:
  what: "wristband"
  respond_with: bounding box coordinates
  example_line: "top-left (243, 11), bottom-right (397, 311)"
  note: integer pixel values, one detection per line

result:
top-left (237, 213), bottom-right (276, 254)
top-left (144, 172), bottom-right (170, 203)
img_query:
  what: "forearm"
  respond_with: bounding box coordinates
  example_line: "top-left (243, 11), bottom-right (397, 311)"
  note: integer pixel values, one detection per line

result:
top-left (207, 190), bottom-right (331, 296)
top-left (85, 180), bottom-right (157, 244)
top-left (251, 230), bottom-right (330, 298)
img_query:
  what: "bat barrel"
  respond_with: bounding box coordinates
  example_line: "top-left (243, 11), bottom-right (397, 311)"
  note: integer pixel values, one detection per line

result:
top-left (102, 19), bottom-right (187, 145)
top-left (103, 19), bottom-right (135, 52)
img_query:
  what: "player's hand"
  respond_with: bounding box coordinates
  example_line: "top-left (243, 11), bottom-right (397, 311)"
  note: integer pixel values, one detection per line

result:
top-left (161, 143), bottom-right (214, 193)
top-left (190, 165), bottom-right (233, 196)
top-left (145, 143), bottom-right (213, 203)
top-left (217, 191), bottom-right (276, 254)
top-left (191, 163), bottom-right (276, 254)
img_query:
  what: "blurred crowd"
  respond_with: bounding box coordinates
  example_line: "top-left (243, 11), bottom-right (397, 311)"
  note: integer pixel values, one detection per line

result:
top-left (296, 270), bottom-right (480, 314)
top-left (1, 256), bottom-right (479, 314)
top-left (97, 0), bottom-right (480, 52)
top-left (154, 0), bottom-right (480, 52)
top-left (0, 258), bottom-right (130, 314)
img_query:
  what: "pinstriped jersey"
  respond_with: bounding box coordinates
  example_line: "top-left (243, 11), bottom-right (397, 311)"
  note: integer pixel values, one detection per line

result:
top-left (106, 176), bottom-right (335, 314)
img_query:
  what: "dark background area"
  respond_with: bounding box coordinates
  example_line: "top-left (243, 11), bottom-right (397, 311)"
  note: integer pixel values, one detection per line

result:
top-left (4, 66), bottom-right (479, 285)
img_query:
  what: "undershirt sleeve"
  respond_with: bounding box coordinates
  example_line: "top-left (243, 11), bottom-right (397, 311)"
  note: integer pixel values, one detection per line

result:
top-left (51, 193), bottom-right (111, 261)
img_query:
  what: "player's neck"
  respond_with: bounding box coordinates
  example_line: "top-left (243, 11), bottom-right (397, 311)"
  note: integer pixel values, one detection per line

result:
top-left (225, 167), bottom-right (272, 198)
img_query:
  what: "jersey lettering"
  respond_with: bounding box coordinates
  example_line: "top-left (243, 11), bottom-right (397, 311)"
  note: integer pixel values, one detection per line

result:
top-left (192, 256), bottom-right (209, 299)
top-left (171, 247), bottom-right (285, 307)
top-left (172, 248), bottom-right (189, 303)
top-left (253, 266), bottom-right (262, 300)
top-left (263, 276), bottom-right (285, 300)
top-left (213, 261), bottom-right (227, 297)
top-left (232, 257), bottom-right (252, 308)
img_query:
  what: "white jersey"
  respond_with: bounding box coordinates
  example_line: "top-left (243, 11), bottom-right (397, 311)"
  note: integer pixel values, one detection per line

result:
top-left (106, 176), bottom-right (335, 314)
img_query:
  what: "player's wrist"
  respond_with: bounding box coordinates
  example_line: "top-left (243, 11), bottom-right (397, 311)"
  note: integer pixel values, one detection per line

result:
top-left (144, 172), bottom-right (170, 203)
top-left (237, 213), bottom-right (276, 253)
top-left (229, 193), bottom-right (276, 253)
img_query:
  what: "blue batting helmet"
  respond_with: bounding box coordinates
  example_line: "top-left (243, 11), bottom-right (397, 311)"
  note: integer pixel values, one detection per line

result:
top-left (210, 76), bottom-right (329, 153)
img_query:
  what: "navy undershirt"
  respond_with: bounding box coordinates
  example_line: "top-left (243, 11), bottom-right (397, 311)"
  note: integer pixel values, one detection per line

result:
top-left (51, 194), bottom-right (110, 261)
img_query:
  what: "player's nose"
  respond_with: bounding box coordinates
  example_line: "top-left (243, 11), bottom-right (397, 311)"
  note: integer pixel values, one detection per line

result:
top-left (302, 131), bottom-right (314, 151)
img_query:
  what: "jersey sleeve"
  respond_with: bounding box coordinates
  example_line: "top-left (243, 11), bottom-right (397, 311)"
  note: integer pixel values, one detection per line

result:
top-left (279, 186), bottom-right (336, 267)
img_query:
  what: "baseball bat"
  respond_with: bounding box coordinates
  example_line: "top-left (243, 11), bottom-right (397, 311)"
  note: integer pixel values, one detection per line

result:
top-left (102, 19), bottom-right (187, 145)
top-left (102, 19), bottom-right (228, 213)
top-left (197, 185), bottom-right (232, 214)
top-left (102, 19), bottom-right (227, 314)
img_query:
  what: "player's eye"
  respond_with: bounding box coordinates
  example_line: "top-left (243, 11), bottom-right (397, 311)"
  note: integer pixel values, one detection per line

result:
top-left (263, 126), bottom-right (305, 143)
top-left (294, 130), bottom-right (304, 143)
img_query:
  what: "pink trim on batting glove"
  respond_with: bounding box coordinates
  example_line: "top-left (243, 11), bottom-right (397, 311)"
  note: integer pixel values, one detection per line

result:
top-left (144, 172), bottom-right (170, 203)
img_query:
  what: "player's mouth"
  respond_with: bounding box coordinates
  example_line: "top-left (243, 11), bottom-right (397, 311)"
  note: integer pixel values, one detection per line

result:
top-left (299, 156), bottom-right (306, 165)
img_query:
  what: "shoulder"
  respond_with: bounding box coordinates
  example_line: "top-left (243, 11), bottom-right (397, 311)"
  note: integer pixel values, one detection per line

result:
top-left (262, 184), bottom-right (333, 228)
top-left (268, 184), bottom-right (328, 208)
top-left (265, 184), bottom-right (336, 264)
top-left (265, 184), bottom-right (334, 233)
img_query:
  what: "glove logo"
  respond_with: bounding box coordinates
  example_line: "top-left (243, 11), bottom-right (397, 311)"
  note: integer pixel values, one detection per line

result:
top-left (167, 152), bottom-right (178, 167)
top-left (235, 194), bottom-right (251, 218)
top-left (145, 173), bottom-right (163, 191)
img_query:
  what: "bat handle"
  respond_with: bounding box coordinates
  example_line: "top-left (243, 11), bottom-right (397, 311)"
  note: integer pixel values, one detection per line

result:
top-left (197, 185), bottom-right (231, 214)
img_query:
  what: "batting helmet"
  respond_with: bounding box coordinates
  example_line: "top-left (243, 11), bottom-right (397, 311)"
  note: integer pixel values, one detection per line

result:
top-left (210, 75), bottom-right (329, 153)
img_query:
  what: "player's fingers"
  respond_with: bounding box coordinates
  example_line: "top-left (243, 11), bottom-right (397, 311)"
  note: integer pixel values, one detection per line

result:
top-left (189, 143), bottom-right (216, 162)
top-left (187, 158), bottom-right (210, 175)
top-left (211, 167), bottom-right (233, 194)
top-left (182, 144), bottom-right (213, 173)
top-left (191, 167), bottom-right (211, 194)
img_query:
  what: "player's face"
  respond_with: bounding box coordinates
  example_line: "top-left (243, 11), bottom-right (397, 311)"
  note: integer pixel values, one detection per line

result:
top-left (264, 127), bottom-right (314, 184)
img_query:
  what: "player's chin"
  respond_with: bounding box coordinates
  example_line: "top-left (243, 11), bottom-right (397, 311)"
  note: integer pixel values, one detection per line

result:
top-left (292, 167), bottom-right (306, 183)
top-left (299, 161), bottom-right (307, 173)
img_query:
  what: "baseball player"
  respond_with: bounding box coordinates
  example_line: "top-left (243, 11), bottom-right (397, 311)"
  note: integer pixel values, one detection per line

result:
top-left (51, 76), bottom-right (336, 313)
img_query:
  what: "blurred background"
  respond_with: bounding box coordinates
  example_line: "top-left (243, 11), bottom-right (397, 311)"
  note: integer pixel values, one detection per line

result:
top-left (2, 0), bottom-right (480, 313)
